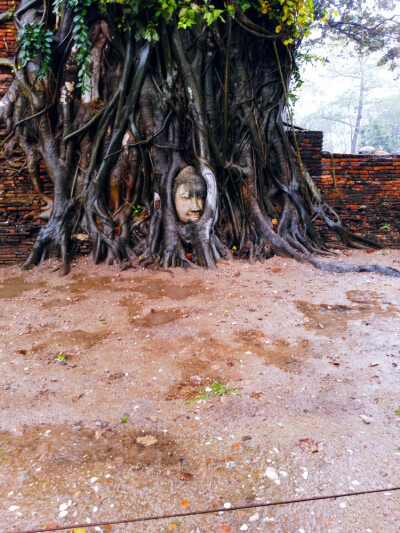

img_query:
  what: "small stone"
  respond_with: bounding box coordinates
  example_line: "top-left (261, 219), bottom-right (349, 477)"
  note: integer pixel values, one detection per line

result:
top-left (360, 414), bottom-right (372, 424)
top-left (59, 503), bottom-right (68, 511)
top-left (224, 502), bottom-right (231, 509)
top-left (59, 510), bottom-right (68, 518)
top-left (265, 467), bottom-right (279, 481)
top-left (9, 506), bottom-right (20, 512)
top-left (240, 525), bottom-right (248, 531)
top-left (249, 513), bottom-right (259, 522)
top-left (369, 362), bottom-right (379, 367)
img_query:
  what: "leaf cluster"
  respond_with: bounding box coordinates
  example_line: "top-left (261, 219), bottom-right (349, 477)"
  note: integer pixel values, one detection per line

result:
top-left (17, 22), bottom-right (56, 79)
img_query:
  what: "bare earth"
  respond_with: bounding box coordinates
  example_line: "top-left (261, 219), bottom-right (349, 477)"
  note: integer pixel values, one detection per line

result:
top-left (0, 250), bottom-right (400, 533)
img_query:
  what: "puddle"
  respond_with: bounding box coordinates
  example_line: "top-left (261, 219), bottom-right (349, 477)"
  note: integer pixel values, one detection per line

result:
top-left (0, 277), bottom-right (45, 299)
top-left (133, 278), bottom-right (204, 300)
top-left (66, 275), bottom-right (126, 294)
top-left (32, 329), bottom-right (107, 352)
top-left (132, 309), bottom-right (182, 327)
top-left (42, 297), bottom-right (88, 309)
top-left (296, 292), bottom-right (398, 334)
top-left (235, 331), bottom-right (312, 372)
top-left (0, 424), bottom-right (177, 474)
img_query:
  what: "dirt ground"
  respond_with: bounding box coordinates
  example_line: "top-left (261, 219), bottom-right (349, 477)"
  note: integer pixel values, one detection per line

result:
top-left (1, 250), bottom-right (400, 533)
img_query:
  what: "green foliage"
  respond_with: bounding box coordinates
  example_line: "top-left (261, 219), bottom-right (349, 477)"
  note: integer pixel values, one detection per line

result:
top-left (52, 0), bottom-right (94, 92)
top-left (17, 22), bottom-right (56, 79)
top-left (120, 415), bottom-right (129, 423)
top-left (187, 380), bottom-right (241, 403)
top-left (132, 204), bottom-right (143, 215)
top-left (360, 116), bottom-right (399, 153)
top-left (18, 0), bottom-right (315, 90)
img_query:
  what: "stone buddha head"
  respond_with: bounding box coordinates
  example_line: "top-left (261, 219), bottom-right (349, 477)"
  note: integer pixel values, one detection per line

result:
top-left (173, 166), bottom-right (207, 223)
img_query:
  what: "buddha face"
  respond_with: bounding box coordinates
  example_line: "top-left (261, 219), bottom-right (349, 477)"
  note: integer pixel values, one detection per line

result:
top-left (173, 167), bottom-right (207, 223)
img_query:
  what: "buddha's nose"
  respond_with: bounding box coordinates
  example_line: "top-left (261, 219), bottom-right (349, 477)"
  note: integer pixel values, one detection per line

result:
top-left (190, 197), bottom-right (202, 211)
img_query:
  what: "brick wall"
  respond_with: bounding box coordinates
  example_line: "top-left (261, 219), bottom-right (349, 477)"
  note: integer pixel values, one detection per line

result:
top-left (314, 154), bottom-right (400, 248)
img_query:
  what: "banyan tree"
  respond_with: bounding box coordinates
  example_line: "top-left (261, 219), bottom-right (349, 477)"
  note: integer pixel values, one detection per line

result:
top-left (0, 0), bottom-right (399, 276)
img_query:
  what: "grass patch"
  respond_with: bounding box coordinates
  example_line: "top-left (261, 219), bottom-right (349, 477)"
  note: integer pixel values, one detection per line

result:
top-left (187, 380), bottom-right (241, 403)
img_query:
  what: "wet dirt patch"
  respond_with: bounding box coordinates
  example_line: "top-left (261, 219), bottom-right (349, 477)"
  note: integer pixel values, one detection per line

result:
top-left (120, 297), bottom-right (182, 327)
top-left (296, 293), bottom-right (398, 334)
top-left (237, 330), bottom-right (312, 372)
top-left (132, 278), bottom-right (204, 300)
top-left (31, 329), bottom-right (107, 353)
top-left (0, 277), bottom-right (46, 299)
top-left (0, 424), bottom-right (178, 478)
top-left (167, 356), bottom-right (226, 400)
top-left (66, 275), bottom-right (127, 294)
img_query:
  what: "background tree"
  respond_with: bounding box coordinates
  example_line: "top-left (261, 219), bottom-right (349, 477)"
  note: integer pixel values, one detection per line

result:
top-left (294, 50), bottom-right (399, 153)
top-left (0, 0), bottom-right (399, 277)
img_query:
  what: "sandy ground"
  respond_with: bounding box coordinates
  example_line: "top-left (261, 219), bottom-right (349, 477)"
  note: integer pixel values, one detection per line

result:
top-left (0, 250), bottom-right (400, 533)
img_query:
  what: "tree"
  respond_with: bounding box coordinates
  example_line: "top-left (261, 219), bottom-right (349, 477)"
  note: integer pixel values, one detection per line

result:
top-left (294, 50), bottom-right (398, 153)
top-left (0, 0), bottom-right (399, 277)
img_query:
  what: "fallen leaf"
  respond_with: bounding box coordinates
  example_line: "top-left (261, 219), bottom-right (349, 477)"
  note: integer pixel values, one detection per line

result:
top-left (271, 267), bottom-right (281, 273)
top-left (136, 435), bottom-right (158, 447)
top-left (250, 392), bottom-right (262, 399)
top-left (185, 253), bottom-right (193, 260)
top-left (232, 442), bottom-right (242, 450)
top-left (299, 438), bottom-right (319, 453)
top-left (366, 249), bottom-right (374, 254)
top-left (178, 471), bottom-right (194, 481)
top-left (167, 525), bottom-right (177, 531)
top-left (219, 526), bottom-right (232, 533)
top-left (181, 500), bottom-right (191, 509)
top-left (72, 394), bottom-right (83, 403)
top-left (16, 349), bottom-right (28, 355)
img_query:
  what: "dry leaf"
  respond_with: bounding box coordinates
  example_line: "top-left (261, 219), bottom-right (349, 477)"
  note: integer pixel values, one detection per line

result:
top-left (72, 394), bottom-right (83, 403)
top-left (181, 500), bottom-right (191, 509)
top-left (178, 471), bottom-right (194, 481)
top-left (136, 435), bottom-right (158, 447)
top-left (219, 526), bottom-right (232, 533)
top-left (167, 525), bottom-right (177, 531)
top-left (299, 438), bottom-right (319, 453)
top-left (271, 267), bottom-right (281, 273)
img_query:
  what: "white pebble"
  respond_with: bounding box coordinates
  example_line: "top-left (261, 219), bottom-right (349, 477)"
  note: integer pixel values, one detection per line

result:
top-left (59, 510), bottom-right (68, 518)
top-left (59, 503), bottom-right (68, 511)
top-left (93, 506), bottom-right (98, 513)
top-left (9, 505), bottom-right (20, 511)
top-left (240, 525), bottom-right (248, 531)
top-left (352, 480), bottom-right (360, 486)
top-left (265, 467), bottom-right (279, 481)
top-left (249, 513), bottom-right (259, 521)
top-left (224, 502), bottom-right (231, 509)
top-left (90, 477), bottom-right (99, 483)
top-left (339, 502), bottom-right (347, 508)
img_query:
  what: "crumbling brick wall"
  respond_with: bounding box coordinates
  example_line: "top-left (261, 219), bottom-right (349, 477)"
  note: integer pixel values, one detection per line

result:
top-left (314, 154), bottom-right (400, 248)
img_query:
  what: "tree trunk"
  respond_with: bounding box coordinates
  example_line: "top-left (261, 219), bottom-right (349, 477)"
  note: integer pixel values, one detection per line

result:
top-left (0, 1), bottom-right (399, 278)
